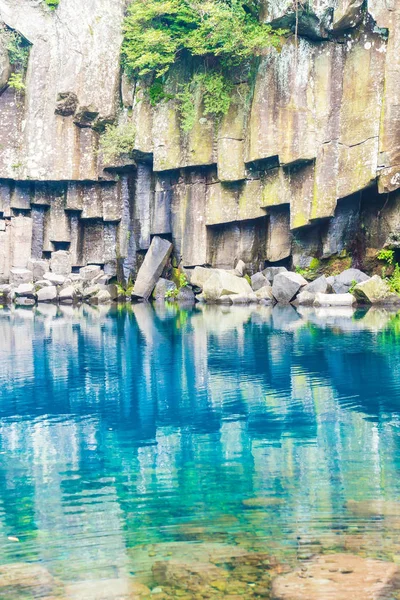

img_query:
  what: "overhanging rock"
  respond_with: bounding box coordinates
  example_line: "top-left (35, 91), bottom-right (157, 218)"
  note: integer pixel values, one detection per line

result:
top-left (132, 236), bottom-right (173, 301)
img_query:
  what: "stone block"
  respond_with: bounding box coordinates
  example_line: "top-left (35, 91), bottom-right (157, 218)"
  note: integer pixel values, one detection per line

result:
top-left (272, 271), bottom-right (307, 304)
top-left (9, 268), bottom-right (33, 286)
top-left (314, 292), bottom-right (356, 306)
top-left (132, 236), bottom-right (173, 300)
top-left (27, 259), bottom-right (49, 282)
top-left (50, 251), bottom-right (72, 276)
top-left (202, 270), bottom-right (252, 302)
top-left (37, 286), bottom-right (58, 303)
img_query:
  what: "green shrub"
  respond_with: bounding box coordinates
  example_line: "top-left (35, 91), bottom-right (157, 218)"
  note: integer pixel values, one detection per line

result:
top-left (388, 264), bottom-right (400, 294)
top-left (100, 122), bottom-right (136, 163)
top-left (122, 0), bottom-right (285, 80)
top-left (8, 72), bottom-right (25, 92)
top-left (44, 0), bottom-right (60, 9)
top-left (177, 73), bottom-right (232, 131)
top-left (4, 29), bottom-right (30, 70)
top-left (377, 249), bottom-right (395, 265)
top-left (348, 279), bottom-right (358, 294)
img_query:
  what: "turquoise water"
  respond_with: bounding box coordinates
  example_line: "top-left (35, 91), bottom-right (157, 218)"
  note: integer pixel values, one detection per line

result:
top-left (1, 303), bottom-right (400, 596)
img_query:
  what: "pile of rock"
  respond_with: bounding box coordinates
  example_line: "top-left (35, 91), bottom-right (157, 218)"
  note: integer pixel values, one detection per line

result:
top-left (0, 252), bottom-right (117, 307)
top-left (186, 265), bottom-right (400, 307)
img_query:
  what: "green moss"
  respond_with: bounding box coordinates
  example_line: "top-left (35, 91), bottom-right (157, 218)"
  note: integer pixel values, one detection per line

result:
top-left (8, 73), bottom-right (25, 92)
top-left (100, 122), bottom-right (136, 163)
top-left (44, 0), bottom-right (59, 10)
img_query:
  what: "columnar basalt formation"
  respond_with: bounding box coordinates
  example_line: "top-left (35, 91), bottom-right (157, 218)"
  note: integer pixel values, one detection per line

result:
top-left (0, 0), bottom-right (399, 283)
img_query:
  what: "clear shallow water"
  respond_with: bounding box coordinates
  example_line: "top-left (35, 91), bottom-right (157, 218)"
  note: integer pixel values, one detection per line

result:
top-left (1, 302), bottom-right (400, 596)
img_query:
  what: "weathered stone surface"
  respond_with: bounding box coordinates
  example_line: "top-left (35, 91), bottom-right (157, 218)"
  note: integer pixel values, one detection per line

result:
top-left (314, 292), bottom-right (356, 306)
top-left (153, 278), bottom-right (176, 300)
top-left (80, 265), bottom-right (101, 282)
top-left (15, 283), bottom-right (35, 297)
top-left (27, 258), bottom-right (48, 283)
top-left (153, 559), bottom-right (228, 593)
top-left (9, 268), bottom-right (32, 286)
top-left (133, 236), bottom-right (173, 300)
top-left (262, 266), bottom-right (288, 284)
top-left (295, 290), bottom-right (316, 306)
top-left (43, 272), bottom-right (66, 286)
top-left (50, 250), bottom-right (72, 277)
top-left (303, 275), bottom-right (329, 294)
top-left (272, 272), bottom-right (307, 304)
top-left (202, 270), bottom-right (252, 302)
top-left (354, 275), bottom-right (400, 305)
top-left (191, 267), bottom-right (213, 289)
top-left (59, 285), bottom-right (76, 303)
top-left (0, 563), bottom-right (56, 597)
top-left (255, 285), bottom-right (275, 303)
top-left (177, 286), bottom-right (195, 303)
top-left (271, 553), bottom-right (400, 600)
top-left (10, 215), bottom-right (32, 269)
top-left (332, 268), bottom-right (369, 293)
top-left (37, 286), bottom-right (57, 303)
top-left (251, 272), bottom-right (269, 291)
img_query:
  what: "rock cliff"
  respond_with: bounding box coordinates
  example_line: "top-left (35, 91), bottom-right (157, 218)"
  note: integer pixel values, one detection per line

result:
top-left (0, 0), bottom-right (399, 282)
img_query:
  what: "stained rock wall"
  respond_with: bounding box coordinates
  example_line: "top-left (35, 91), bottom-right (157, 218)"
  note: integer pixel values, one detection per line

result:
top-left (0, 0), bottom-right (399, 281)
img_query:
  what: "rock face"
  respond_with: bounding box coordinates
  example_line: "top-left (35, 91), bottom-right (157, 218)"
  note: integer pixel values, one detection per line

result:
top-left (271, 553), bottom-right (400, 600)
top-left (0, 0), bottom-right (399, 278)
top-left (132, 236), bottom-right (173, 300)
top-left (314, 292), bottom-right (356, 306)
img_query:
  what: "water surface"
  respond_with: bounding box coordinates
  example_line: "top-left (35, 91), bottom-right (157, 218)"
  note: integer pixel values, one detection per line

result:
top-left (1, 303), bottom-right (400, 595)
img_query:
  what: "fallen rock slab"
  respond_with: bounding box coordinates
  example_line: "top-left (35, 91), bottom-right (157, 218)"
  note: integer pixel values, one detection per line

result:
top-left (133, 236), bottom-right (173, 300)
top-left (255, 285), bottom-right (275, 303)
top-left (332, 268), bottom-right (369, 294)
top-left (191, 266), bottom-right (214, 289)
top-left (262, 266), bottom-right (288, 284)
top-left (271, 553), bottom-right (400, 600)
top-left (303, 275), bottom-right (329, 294)
top-left (50, 250), bottom-right (72, 277)
top-left (79, 265), bottom-right (102, 282)
top-left (272, 272), bottom-right (307, 304)
top-left (202, 270), bottom-right (252, 302)
top-left (353, 275), bottom-right (400, 305)
top-left (153, 278), bottom-right (176, 300)
top-left (314, 293), bottom-right (356, 306)
top-left (9, 268), bottom-right (33, 286)
top-left (295, 290), bottom-right (316, 306)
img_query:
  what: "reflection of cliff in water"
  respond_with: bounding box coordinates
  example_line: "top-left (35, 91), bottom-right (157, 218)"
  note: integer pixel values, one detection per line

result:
top-left (0, 304), bottom-right (400, 579)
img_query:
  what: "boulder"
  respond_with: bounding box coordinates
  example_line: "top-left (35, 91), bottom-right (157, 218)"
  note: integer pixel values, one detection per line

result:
top-left (132, 236), bottom-right (173, 300)
top-left (59, 286), bottom-right (76, 304)
top-left (95, 289), bottom-right (112, 304)
top-left (37, 286), bottom-right (58, 303)
top-left (191, 266), bottom-right (214, 289)
top-left (0, 284), bottom-right (12, 303)
top-left (177, 286), bottom-right (195, 303)
top-left (230, 294), bottom-right (251, 304)
top-left (43, 272), bottom-right (66, 286)
top-left (262, 266), bottom-right (288, 284)
top-left (106, 284), bottom-right (119, 301)
top-left (251, 272), bottom-right (269, 291)
top-left (295, 290), bottom-right (316, 306)
top-left (153, 278), bottom-right (177, 300)
top-left (303, 275), bottom-right (329, 294)
top-left (79, 265), bottom-right (102, 282)
top-left (271, 553), bottom-right (400, 600)
top-left (35, 280), bottom-right (53, 291)
top-left (15, 284), bottom-right (35, 298)
top-left (27, 259), bottom-right (48, 282)
top-left (9, 268), bottom-right (33, 286)
top-left (50, 250), bottom-right (72, 276)
top-left (314, 292), bottom-right (356, 306)
top-left (83, 285), bottom-right (101, 300)
top-left (272, 272), bottom-right (307, 304)
top-left (353, 275), bottom-right (400, 305)
top-left (332, 268), bottom-right (369, 294)
top-left (255, 285), bottom-right (275, 303)
top-left (202, 270), bottom-right (252, 302)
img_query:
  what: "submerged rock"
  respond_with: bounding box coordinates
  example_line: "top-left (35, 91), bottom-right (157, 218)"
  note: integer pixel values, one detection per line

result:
top-left (353, 275), bottom-right (400, 305)
top-left (0, 562), bottom-right (57, 597)
top-left (133, 236), bottom-right (173, 301)
top-left (271, 553), bottom-right (400, 600)
top-left (272, 272), bottom-right (307, 304)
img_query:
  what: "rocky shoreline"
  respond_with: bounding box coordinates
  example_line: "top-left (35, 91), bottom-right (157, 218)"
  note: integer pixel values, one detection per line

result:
top-left (1, 234), bottom-right (399, 310)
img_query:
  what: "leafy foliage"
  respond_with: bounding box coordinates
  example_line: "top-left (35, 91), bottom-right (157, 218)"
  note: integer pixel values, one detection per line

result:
top-left (388, 264), bottom-right (400, 295)
top-left (8, 73), bottom-right (25, 92)
top-left (4, 29), bottom-right (30, 70)
top-left (100, 122), bottom-right (136, 163)
top-left (377, 249), bottom-right (395, 265)
top-left (122, 0), bottom-right (286, 130)
top-left (122, 0), bottom-right (285, 79)
top-left (44, 0), bottom-right (60, 9)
